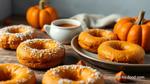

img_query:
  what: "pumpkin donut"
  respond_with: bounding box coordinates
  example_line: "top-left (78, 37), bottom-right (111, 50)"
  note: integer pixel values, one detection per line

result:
top-left (78, 29), bottom-right (118, 53)
top-left (0, 63), bottom-right (36, 84)
top-left (0, 25), bottom-right (36, 49)
top-left (42, 65), bottom-right (104, 84)
top-left (98, 41), bottom-right (145, 64)
top-left (16, 39), bottom-right (65, 69)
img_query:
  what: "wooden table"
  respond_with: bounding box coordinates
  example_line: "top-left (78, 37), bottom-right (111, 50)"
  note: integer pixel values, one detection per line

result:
top-left (0, 16), bottom-right (150, 84)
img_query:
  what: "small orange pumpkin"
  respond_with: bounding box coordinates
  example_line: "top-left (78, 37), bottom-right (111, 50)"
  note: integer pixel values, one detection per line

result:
top-left (26, 0), bottom-right (58, 30)
top-left (113, 11), bottom-right (150, 52)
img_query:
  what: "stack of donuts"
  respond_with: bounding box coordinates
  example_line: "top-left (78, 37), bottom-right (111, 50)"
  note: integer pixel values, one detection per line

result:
top-left (0, 24), bottom-right (104, 84)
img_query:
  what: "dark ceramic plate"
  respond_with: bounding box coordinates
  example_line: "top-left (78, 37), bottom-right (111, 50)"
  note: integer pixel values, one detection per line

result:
top-left (71, 35), bottom-right (150, 72)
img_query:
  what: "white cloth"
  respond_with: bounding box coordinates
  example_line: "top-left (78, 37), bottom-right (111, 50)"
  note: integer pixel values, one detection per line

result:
top-left (71, 13), bottom-right (122, 30)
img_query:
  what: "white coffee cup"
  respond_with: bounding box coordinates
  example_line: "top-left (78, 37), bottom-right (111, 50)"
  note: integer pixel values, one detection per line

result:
top-left (44, 19), bottom-right (82, 44)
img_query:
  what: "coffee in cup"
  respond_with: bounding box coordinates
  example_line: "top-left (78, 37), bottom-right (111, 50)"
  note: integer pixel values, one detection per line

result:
top-left (44, 19), bottom-right (82, 44)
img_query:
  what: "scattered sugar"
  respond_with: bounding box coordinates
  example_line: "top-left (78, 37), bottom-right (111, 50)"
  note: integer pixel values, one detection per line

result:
top-left (16, 78), bottom-right (27, 84)
top-left (58, 79), bottom-right (72, 84)
top-left (79, 80), bottom-right (85, 84)
top-left (87, 78), bottom-right (95, 84)
top-left (26, 68), bottom-right (34, 74)
top-left (50, 67), bottom-right (61, 75)
top-left (58, 79), bottom-right (64, 84)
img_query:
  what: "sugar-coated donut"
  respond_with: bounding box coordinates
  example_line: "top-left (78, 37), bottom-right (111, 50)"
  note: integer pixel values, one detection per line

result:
top-left (16, 39), bottom-right (65, 69)
top-left (78, 29), bottom-right (118, 53)
top-left (42, 65), bottom-right (104, 84)
top-left (0, 63), bottom-right (36, 84)
top-left (0, 25), bottom-right (36, 49)
top-left (98, 41), bottom-right (145, 64)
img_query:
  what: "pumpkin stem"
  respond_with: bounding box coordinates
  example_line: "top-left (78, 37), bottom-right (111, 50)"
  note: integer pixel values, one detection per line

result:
top-left (136, 10), bottom-right (145, 25)
top-left (39, 0), bottom-right (45, 9)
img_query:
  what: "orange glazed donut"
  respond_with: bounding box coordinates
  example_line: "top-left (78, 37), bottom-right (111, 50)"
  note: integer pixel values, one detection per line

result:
top-left (0, 63), bottom-right (36, 84)
top-left (98, 41), bottom-right (145, 64)
top-left (78, 29), bottom-right (117, 53)
top-left (16, 39), bottom-right (65, 69)
top-left (42, 65), bottom-right (104, 84)
top-left (0, 25), bottom-right (36, 49)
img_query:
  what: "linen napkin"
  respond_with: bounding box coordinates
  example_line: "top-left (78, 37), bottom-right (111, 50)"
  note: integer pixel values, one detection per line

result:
top-left (71, 13), bottom-right (122, 30)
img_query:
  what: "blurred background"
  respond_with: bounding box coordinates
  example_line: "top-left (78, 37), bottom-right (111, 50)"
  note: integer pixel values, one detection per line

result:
top-left (1, 0), bottom-right (150, 20)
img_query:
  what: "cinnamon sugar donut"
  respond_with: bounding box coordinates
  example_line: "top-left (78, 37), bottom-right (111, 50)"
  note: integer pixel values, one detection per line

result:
top-left (0, 63), bottom-right (36, 84)
top-left (0, 25), bottom-right (36, 49)
top-left (16, 39), bottom-right (65, 69)
top-left (42, 65), bottom-right (104, 84)
top-left (78, 29), bottom-right (118, 53)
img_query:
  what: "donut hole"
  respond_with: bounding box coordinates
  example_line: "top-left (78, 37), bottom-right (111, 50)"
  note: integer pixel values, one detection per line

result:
top-left (90, 32), bottom-right (103, 37)
top-left (8, 28), bottom-right (25, 33)
top-left (0, 70), bottom-right (11, 81)
top-left (61, 76), bottom-right (79, 81)
top-left (57, 69), bottom-right (92, 81)
top-left (29, 43), bottom-right (47, 50)
top-left (60, 71), bottom-right (80, 81)
top-left (110, 43), bottom-right (126, 50)
top-left (28, 41), bottom-right (57, 50)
